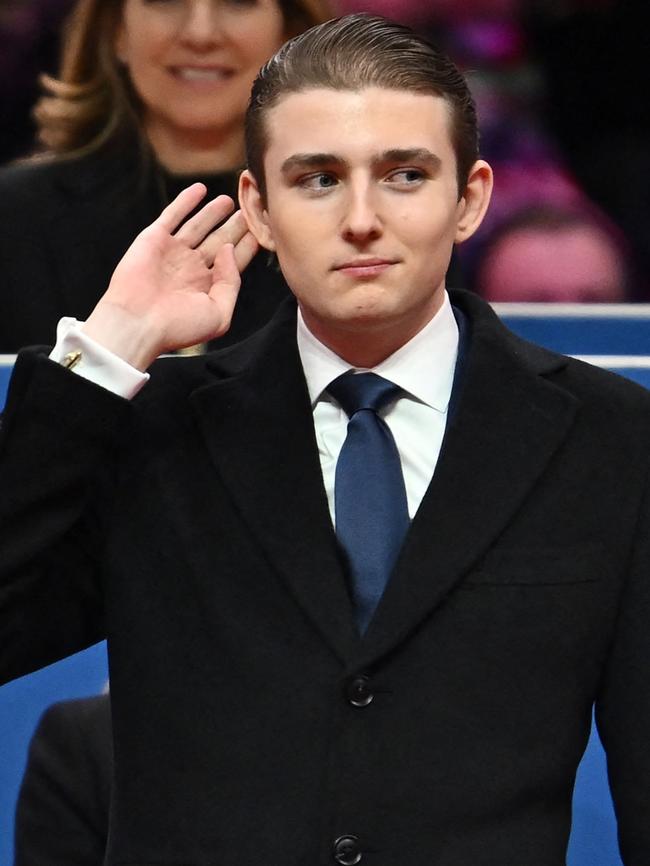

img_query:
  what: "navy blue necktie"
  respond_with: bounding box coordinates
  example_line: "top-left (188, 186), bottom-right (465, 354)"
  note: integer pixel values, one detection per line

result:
top-left (328, 372), bottom-right (410, 633)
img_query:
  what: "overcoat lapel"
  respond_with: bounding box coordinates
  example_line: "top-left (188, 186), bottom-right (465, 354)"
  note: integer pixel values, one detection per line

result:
top-left (354, 292), bottom-right (581, 670)
top-left (187, 292), bottom-right (580, 670)
top-left (189, 302), bottom-right (358, 663)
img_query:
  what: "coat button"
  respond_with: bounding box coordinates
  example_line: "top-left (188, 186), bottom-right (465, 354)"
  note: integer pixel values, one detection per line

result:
top-left (346, 675), bottom-right (374, 707)
top-left (333, 835), bottom-right (362, 864)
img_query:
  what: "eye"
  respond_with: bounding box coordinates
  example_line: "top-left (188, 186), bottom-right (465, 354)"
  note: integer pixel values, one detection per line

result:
top-left (385, 168), bottom-right (426, 187)
top-left (298, 173), bottom-right (339, 193)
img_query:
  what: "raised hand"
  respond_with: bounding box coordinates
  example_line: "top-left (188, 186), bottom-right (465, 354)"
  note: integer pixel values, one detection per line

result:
top-left (83, 184), bottom-right (259, 370)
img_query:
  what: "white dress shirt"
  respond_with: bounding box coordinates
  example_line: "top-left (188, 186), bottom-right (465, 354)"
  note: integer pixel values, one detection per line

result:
top-left (49, 293), bottom-right (459, 524)
top-left (297, 292), bottom-right (459, 523)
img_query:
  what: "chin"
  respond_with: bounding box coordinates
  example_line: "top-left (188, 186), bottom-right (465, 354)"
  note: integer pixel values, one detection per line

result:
top-left (333, 306), bottom-right (403, 334)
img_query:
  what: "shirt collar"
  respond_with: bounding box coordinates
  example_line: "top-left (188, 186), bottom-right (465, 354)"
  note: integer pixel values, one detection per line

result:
top-left (297, 291), bottom-right (459, 413)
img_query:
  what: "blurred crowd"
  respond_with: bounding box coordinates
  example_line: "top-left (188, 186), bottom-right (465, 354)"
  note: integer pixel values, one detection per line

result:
top-left (0, 0), bottom-right (647, 303)
top-left (0, 0), bottom-right (72, 164)
top-left (339, 0), bottom-right (649, 302)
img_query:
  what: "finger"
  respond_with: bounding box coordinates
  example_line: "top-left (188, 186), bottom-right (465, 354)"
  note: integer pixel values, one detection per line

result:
top-left (207, 243), bottom-right (242, 328)
top-left (156, 184), bottom-right (208, 233)
top-left (197, 210), bottom-right (249, 265)
top-left (214, 210), bottom-right (249, 246)
top-left (175, 195), bottom-right (236, 247)
top-left (233, 231), bottom-right (260, 273)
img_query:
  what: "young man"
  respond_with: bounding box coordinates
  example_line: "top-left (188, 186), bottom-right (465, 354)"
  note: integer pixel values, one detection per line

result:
top-left (1, 15), bottom-right (649, 866)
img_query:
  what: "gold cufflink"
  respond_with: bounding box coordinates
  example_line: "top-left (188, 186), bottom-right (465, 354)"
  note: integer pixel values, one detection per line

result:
top-left (61, 350), bottom-right (82, 370)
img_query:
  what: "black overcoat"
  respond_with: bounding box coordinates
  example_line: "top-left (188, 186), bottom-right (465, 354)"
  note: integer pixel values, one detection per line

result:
top-left (1, 290), bottom-right (649, 865)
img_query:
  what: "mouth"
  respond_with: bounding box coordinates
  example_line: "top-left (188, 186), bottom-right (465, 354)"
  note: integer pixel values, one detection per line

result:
top-left (170, 66), bottom-right (235, 84)
top-left (333, 258), bottom-right (399, 278)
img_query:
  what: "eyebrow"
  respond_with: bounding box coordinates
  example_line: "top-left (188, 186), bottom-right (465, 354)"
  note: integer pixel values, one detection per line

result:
top-left (280, 148), bottom-right (442, 175)
top-left (380, 149), bottom-right (442, 171)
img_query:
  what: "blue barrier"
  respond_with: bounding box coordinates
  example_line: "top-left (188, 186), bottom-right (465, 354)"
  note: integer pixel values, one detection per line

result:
top-left (495, 302), bottom-right (650, 357)
top-left (2, 305), bottom-right (648, 865)
top-left (0, 360), bottom-right (12, 402)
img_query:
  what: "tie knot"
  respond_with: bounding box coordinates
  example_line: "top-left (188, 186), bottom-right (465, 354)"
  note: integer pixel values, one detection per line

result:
top-left (328, 371), bottom-right (402, 418)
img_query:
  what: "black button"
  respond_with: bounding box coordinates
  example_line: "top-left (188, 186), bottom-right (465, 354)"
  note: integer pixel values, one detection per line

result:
top-left (346, 675), bottom-right (374, 707)
top-left (333, 835), bottom-right (362, 865)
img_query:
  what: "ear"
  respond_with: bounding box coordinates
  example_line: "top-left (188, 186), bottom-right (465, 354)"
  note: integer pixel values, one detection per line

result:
top-left (238, 170), bottom-right (276, 252)
top-left (454, 159), bottom-right (493, 244)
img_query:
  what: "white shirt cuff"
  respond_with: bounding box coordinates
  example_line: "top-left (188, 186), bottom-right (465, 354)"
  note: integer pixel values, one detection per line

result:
top-left (49, 317), bottom-right (149, 400)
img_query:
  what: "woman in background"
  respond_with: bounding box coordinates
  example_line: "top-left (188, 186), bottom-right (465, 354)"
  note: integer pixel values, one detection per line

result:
top-left (0, 0), bottom-right (330, 352)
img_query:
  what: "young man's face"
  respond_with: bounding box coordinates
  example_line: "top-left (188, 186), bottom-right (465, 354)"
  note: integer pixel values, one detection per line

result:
top-left (240, 86), bottom-right (492, 365)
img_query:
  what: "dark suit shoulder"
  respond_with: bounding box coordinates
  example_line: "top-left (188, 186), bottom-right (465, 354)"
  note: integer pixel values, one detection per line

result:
top-left (14, 695), bottom-right (112, 866)
top-left (503, 319), bottom-right (650, 410)
top-left (550, 350), bottom-right (650, 410)
top-left (31, 695), bottom-right (112, 800)
top-left (505, 317), bottom-right (650, 426)
top-left (452, 287), bottom-right (650, 414)
top-left (38, 693), bottom-right (112, 742)
top-left (0, 155), bottom-right (65, 191)
top-left (0, 152), bottom-right (133, 257)
top-left (27, 694), bottom-right (113, 780)
top-left (0, 158), bottom-right (66, 236)
top-left (5, 144), bottom-right (142, 196)
top-left (0, 152), bottom-right (99, 207)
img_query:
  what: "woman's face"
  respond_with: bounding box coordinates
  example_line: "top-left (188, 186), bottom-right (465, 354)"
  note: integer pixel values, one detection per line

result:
top-left (115, 0), bottom-right (286, 147)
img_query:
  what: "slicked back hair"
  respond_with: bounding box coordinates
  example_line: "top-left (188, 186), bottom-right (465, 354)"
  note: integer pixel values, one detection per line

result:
top-left (246, 14), bottom-right (479, 201)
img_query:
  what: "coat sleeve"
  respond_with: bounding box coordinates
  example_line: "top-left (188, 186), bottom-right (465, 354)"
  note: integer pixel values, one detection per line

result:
top-left (0, 351), bottom-right (131, 684)
top-left (595, 458), bottom-right (650, 865)
top-left (13, 695), bottom-right (113, 866)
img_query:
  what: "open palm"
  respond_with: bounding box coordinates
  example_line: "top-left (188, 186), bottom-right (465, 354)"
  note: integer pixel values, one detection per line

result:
top-left (85, 184), bottom-right (260, 368)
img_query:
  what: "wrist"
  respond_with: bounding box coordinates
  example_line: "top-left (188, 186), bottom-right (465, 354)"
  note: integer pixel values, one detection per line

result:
top-left (82, 302), bottom-right (163, 372)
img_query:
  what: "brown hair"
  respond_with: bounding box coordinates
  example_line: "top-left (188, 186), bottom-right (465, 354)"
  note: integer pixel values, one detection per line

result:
top-left (34, 0), bottom-right (332, 157)
top-left (246, 14), bottom-right (480, 200)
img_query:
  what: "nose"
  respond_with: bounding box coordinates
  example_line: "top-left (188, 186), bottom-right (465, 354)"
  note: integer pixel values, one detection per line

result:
top-left (341, 180), bottom-right (383, 244)
top-left (179, 0), bottom-right (224, 48)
